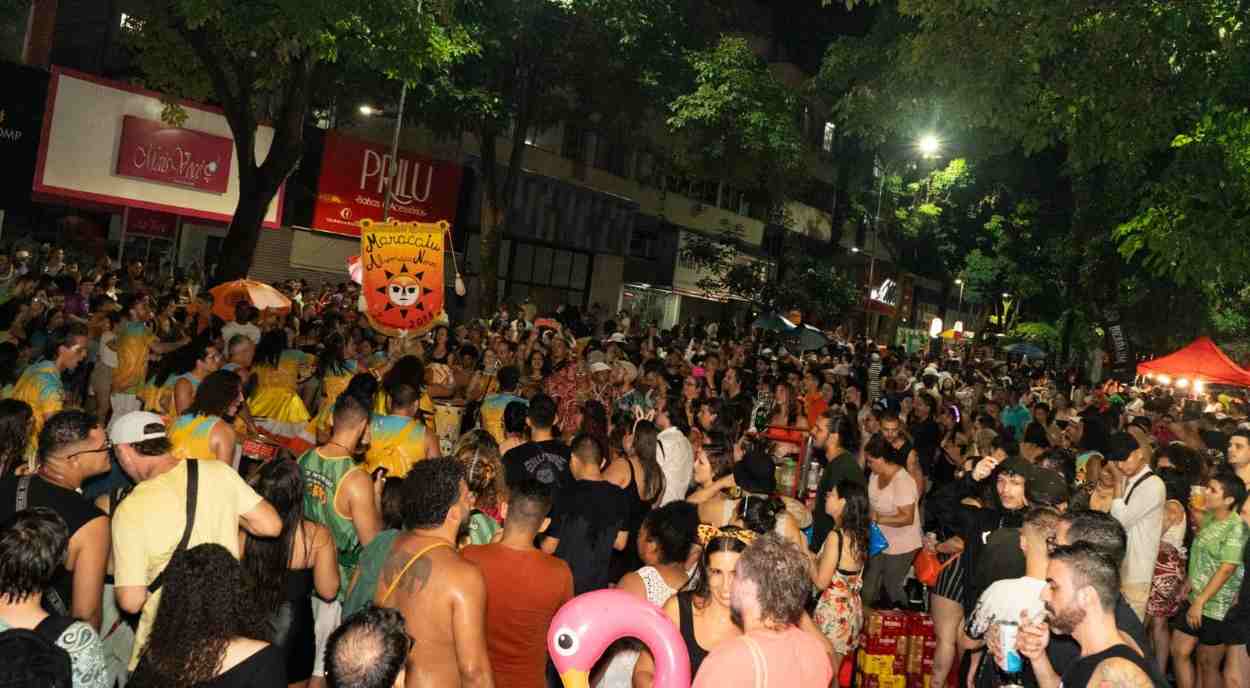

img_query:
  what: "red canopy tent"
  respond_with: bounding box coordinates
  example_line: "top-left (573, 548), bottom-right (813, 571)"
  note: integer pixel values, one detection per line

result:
top-left (1136, 336), bottom-right (1250, 387)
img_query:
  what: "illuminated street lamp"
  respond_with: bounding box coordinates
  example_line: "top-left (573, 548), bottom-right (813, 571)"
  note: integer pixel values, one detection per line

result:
top-left (918, 134), bottom-right (941, 159)
top-left (358, 104), bottom-right (379, 116)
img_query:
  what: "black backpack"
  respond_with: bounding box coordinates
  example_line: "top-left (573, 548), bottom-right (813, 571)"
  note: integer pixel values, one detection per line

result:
top-left (0, 614), bottom-right (76, 688)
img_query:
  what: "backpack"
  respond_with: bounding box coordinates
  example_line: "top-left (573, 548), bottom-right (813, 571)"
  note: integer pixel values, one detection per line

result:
top-left (0, 614), bottom-right (76, 688)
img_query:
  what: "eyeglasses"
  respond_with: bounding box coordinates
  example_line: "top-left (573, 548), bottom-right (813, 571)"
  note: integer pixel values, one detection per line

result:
top-left (65, 439), bottom-right (112, 461)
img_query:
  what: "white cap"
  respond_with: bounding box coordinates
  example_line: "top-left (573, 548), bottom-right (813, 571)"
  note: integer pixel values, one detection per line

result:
top-left (607, 332), bottom-right (628, 344)
top-left (109, 411), bottom-right (167, 445)
top-left (589, 361), bottom-right (612, 373)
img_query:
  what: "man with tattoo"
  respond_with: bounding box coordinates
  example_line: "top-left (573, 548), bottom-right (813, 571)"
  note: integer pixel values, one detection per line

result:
top-left (1017, 542), bottom-right (1168, 688)
top-left (375, 458), bottom-right (493, 688)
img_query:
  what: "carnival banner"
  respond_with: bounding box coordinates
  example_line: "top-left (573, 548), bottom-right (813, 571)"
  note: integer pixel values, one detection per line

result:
top-left (360, 219), bottom-right (447, 334)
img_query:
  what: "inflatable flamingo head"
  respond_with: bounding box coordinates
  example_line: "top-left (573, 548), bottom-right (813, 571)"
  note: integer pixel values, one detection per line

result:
top-left (548, 589), bottom-right (691, 688)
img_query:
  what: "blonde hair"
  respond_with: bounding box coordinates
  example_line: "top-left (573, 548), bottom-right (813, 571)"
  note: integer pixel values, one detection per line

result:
top-left (453, 429), bottom-right (505, 511)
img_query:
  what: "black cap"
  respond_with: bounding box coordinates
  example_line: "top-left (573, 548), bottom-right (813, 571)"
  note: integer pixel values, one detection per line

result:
top-left (1027, 467), bottom-right (1070, 507)
top-left (1129, 415), bottom-right (1152, 432)
top-left (1105, 432), bottom-right (1140, 462)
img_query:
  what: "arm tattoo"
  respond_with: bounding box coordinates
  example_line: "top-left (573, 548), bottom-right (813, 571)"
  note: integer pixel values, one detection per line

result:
top-left (1090, 658), bottom-right (1154, 688)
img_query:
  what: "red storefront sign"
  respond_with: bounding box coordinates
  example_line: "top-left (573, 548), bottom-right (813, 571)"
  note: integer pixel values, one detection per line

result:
top-left (311, 131), bottom-right (462, 237)
top-left (114, 115), bottom-right (234, 194)
top-left (125, 207), bottom-right (178, 239)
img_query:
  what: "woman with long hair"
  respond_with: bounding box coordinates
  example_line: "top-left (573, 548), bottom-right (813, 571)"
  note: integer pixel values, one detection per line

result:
top-left (813, 480), bottom-right (870, 674)
top-left (0, 398), bottom-right (33, 476)
top-left (452, 430), bottom-right (506, 546)
top-left (631, 526), bottom-right (752, 686)
top-left (0, 340), bottom-right (22, 395)
top-left (428, 324), bottom-right (453, 365)
top-left (239, 460), bottom-right (339, 688)
top-left (599, 501), bottom-right (699, 687)
top-left (167, 370), bottom-right (243, 464)
top-left (249, 329), bottom-right (314, 435)
top-left (310, 332), bottom-right (358, 443)
top-left (681, 375), bottom-right (707, 427)
top-left (687, 436), bottom-right (737, 526)
top-left (129, 544), bottom-right (284, 688)
top-left (604, 419), bottom-right (666, 579)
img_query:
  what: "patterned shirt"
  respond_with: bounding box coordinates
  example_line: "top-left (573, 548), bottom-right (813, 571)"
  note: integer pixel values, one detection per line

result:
top-left (0, 618), bottom-right (108, 688)
top-left (111, 321), bottom-right (156, 395)
top-left (1188, 512), bottom-right (1249, 620)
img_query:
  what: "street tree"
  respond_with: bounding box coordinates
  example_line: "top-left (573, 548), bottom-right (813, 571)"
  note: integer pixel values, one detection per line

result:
top-left (121, 0), bottom-right (471, 283)
top-left (407, 0), bottom-right (698, 316)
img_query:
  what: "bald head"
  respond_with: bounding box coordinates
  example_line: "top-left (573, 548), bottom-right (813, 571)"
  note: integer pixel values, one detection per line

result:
top-left (326, 607), bottom-right (409, 688)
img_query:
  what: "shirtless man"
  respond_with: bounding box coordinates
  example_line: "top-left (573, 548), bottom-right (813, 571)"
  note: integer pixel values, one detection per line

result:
top-left (375, 458), bottom-right (493, 688)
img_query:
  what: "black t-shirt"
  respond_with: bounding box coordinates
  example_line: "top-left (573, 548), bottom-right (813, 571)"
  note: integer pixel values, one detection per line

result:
top-left (810, 451), bottom-right (867, 552)
top-left (1059, 643), bottom-right (1168, 688)
top-left (182, 643), bottom-right (286, 687)
top-left (910, 417), bottom-right (942, 475)
top-left (503, 440), bottom-right (573, 489)
top-left (546, 479), bottom-right (630, 595)
top-left (0, 476), bottom-right (105, 614)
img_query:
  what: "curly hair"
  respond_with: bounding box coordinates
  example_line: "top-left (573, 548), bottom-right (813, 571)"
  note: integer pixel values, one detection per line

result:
top-left (453, 429), bottom-right (505, 512)
top-left (735, 532), bottom-right (812, 626)
top-left (37, 409), bottom-right (97, 466)
top-left (185, 370), bottom-right (242, 418)
top-left (401, 458), bottom-right (466, 530)
top-left (128, 544), bottom-right (267, 688)
top-left (0, 507), bottom-right (68, 602)
top-left (835, 480), bottom-right (871, 561)
top-left (0, 398), bottom-right (33, 476)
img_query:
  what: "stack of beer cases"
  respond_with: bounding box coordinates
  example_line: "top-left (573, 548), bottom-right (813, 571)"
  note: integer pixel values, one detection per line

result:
top-left (856, 611), bottom-right (938, 688)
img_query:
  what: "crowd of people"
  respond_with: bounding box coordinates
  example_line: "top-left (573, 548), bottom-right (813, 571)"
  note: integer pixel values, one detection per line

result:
top-left (0, 244), bottom-right (1249, 688)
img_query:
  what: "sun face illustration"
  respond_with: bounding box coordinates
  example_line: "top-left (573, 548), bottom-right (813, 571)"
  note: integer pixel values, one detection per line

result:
top-left (375, 263), bottom-right (426, 318)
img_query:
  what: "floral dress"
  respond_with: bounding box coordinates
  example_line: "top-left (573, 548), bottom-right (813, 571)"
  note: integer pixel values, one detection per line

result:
top-left (814, 530), bottom-right (864, 655)
top-left (1147, 536), bottom-right (1187, 619)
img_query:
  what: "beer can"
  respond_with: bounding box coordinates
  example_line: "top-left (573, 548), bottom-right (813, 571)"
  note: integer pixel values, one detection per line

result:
top-left (999, 621), bottom-right (1022, 674)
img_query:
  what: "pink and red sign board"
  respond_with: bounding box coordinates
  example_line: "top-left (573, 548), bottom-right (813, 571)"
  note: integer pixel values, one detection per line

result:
top-left (125, 207), bottom-right (178, 239)
top-left (115, 116), bottom-right (234, 194)
top-left (311, 131), bottom-right (462, 237)
top-left (33, 68), bottom-right (284, 228)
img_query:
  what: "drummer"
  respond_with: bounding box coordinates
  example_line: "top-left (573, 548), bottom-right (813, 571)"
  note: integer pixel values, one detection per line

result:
top-left (363, 378), bottom-right (441, 478)
top-left (167, 370), bottom-right (242, 464)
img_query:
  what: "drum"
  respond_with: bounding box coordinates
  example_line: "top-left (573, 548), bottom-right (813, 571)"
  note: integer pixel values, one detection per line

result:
top-left (433, 402), bottom-right (466, 456)
top-left (239, 435), bottom-right (282, 477)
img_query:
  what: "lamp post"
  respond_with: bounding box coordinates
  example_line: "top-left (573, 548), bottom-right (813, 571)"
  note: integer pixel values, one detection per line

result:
top-left (954, 278), bottom-right (965, 318)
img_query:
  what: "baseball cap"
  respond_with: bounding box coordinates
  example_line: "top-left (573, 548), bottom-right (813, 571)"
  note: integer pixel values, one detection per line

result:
top-left (1026, 467), bottom-right (1070, 507)
top-left (109, 411), bottom-right (167, 445)
top-left (589, 361), bottom-right (612, 373)
top-left (1104, 432), bottom-right (1140, 462)
top-left (607, 332), bottom-right (628, 344)
top-left (613, 360), bottom-right (638, 383)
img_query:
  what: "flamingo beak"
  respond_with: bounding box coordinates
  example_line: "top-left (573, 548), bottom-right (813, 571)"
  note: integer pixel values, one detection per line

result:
top-left (559, 669), bottom-right (590, 688)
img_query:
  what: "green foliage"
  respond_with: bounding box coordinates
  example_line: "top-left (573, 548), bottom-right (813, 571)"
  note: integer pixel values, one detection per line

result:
top-left (679, 221), bottom-right (858, 327)
top-left (1115, 109), bottom-right (1250, 286)
top-left (122, 0), bottom-right (474, 282)
top-left (1007, 321), bottom-right (1061, 351)
top-left (668, 36), bottom-right (806, 200)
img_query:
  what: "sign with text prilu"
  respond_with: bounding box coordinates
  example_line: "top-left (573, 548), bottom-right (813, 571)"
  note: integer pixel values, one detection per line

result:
top-left (360, 219), bottom-right (446, 335)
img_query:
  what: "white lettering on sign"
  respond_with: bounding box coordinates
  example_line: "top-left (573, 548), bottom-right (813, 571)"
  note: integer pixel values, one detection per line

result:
top-left (359, 149), bottom-right (435, 206)
top-left (130, 143), bottom-right (221, 188)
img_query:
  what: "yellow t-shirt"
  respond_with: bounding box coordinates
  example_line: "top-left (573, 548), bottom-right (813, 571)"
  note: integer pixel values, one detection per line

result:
top-left (110, 460), bottom-right (264, 669)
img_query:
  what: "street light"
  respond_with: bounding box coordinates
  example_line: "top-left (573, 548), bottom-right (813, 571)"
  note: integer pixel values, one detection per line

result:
top-left (359, 104), bottom-right (379, 116)
top-left (954, 278), bottom-right (965, 317)
top-left (918, 134), bottom-right (941, 158)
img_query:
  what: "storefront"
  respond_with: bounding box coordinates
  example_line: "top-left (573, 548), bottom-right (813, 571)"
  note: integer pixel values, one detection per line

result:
top-left (31, 67), bottom-right (284, 275)
top-left (668, 229), bottom-right (773, 327)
